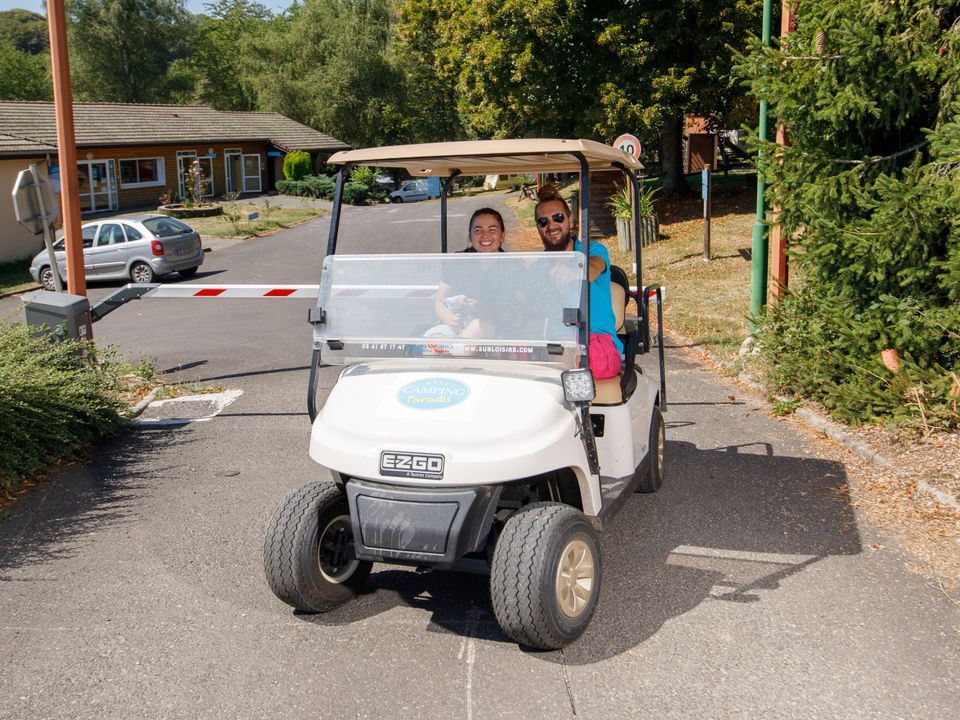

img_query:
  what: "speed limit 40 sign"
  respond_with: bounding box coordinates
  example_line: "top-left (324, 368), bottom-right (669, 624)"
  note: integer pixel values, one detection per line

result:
top-left (613, 133), bottom-right (641, 158)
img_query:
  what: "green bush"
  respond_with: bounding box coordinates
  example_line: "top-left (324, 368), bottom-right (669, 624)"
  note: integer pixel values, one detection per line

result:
top-left (282, 150), bottom-right (312, 181)
top-left (0, 322), bottom-right (129, 493)
top-left (349, 165), bottom-right (378, 191)
top-left (342, 181), bottom-right (369, 205)
top-left (303, 174), bottom-right (335, 198)
top-left (276, 179), bottom-right (309, 197)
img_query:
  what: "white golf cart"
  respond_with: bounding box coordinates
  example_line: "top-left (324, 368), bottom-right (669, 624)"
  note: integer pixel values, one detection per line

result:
top-left (263, 139), bottom-right (666, 649)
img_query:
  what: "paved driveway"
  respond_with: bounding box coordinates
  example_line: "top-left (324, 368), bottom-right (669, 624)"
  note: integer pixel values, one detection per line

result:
top-left (1, 198), bottom-right (957, 719)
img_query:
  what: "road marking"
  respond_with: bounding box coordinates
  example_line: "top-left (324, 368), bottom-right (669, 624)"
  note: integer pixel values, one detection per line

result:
top-left (670, 545), bottom-right (818, 566)
top-left (133, 389), bottom-right (243, 427)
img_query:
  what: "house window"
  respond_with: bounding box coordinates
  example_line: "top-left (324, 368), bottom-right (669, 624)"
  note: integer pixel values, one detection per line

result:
top-left (119, 157), bottom-right (165, 188)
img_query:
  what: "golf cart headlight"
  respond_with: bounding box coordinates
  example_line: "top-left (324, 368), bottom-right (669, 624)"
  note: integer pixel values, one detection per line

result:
top-left (561, 368), bottom-right (595, 404)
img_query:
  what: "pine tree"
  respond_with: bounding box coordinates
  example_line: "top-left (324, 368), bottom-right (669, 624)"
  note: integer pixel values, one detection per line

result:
top-left (737, 0), bottom-right (960, 428)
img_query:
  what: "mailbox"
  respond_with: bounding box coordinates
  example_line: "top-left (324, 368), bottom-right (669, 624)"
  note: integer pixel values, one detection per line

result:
top-left (22, 290), bottom-right (93, 341)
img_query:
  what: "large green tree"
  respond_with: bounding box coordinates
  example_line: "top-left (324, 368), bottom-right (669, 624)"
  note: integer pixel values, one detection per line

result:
top-left (0, 9), bottom-right (49, 55)
top-left (0, 41), bottom-right (51, 100)
top-left (596, 0), bottom-right (762, 193)
top-left (184, 0), bottom-right (271, 110)
top-left (738, 0), bottom-right (960, 427)
top-left (245, 0), bottom-right (402, 147)
top-left (67, 0), bottom-right (194, 103)
top-left (394, 0), bottom-right (761, 191)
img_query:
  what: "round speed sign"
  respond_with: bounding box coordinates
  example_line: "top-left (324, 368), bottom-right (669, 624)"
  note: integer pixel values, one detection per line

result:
top-left (613, 133), bottom-right (641, 159)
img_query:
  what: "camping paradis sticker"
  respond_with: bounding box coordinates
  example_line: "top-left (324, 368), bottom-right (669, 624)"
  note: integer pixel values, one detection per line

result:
top-left (397, 378), bottom-right (470, 410)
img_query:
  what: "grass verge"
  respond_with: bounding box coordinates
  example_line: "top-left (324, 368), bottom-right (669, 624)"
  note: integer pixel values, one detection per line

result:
top-left (173, 202), bottom-right (327, 238)
top-left (0, 257), bottom-right (36, 295)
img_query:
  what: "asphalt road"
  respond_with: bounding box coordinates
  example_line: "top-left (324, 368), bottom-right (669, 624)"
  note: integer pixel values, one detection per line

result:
top-left (1, 197), bottom-right (958, 719)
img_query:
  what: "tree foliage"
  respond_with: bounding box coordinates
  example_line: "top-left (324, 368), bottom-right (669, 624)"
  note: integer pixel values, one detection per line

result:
top-left (738, 0), bottom-right (960, 428)
top-left (244, 0), bottom-right (403, 148)
top-left (393, 0), bottom-right (761, 191)
top-left (67, 0), bottom-right (194, 103)
top-left (0, 41), bottom-right (51, 100)
top-left (0, 9), bottom-right (49, 55)
top-left (185, 0), bottom-right (270, 110)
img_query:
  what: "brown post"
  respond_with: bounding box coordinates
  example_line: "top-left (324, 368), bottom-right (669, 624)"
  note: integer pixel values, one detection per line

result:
top-left (46, 0), bottom-right (86, 299)
top-left (770, 1), bottom-right (797, 300)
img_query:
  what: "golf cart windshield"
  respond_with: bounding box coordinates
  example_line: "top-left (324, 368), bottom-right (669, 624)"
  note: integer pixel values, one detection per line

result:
top-left (314, 252), bottom-right (585, 367)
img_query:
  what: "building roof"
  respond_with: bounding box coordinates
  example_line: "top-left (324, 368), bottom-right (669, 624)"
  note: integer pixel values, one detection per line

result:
top-left (0, 101), bottom-right (350, 156)
top-left (0, 131), bottom-right (57, 156)
top-left (329, 139), bottom-right (644, 176)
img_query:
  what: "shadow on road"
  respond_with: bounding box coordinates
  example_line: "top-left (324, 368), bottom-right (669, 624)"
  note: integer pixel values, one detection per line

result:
top-left (0, 429), bottom-right (193, 578)
top-left (295, 439), bottom-right (861, 662)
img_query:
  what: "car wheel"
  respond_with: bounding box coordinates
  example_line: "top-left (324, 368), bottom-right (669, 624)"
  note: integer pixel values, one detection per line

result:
top-left (490, 502), bottom-right (601, 649)
top-left (263, 482), bottom-right (372, 612)
top-left (390, 196), bottom-right (402, 203)
top-left (39, 266), bottom-right (58, 292)
top-left (178, 266), bottom-right (199, 278)
top-left (637, 405), bottom-right (665, 493)
top-left (130, 261), bottom-right (155, 284)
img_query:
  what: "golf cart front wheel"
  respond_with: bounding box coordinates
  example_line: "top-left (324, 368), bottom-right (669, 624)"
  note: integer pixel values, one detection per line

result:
top-left (491, 502), bottom-right (601, 649)
top-left (263, 482), bottom-right (371, 612)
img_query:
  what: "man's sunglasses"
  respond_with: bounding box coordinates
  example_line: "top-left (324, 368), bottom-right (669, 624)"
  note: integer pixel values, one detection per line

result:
top-left (536, 213), bottom-right (566, 227)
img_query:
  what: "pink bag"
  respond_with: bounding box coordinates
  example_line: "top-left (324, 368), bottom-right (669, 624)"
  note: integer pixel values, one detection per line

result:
top-left (589, 333), bottom-right (622, 379)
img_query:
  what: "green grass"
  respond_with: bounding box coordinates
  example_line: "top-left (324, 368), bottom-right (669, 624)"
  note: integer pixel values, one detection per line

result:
top-left (0, 257), bottom-right (36, 295)
top-left (158, 202), bottom-right (327, 239)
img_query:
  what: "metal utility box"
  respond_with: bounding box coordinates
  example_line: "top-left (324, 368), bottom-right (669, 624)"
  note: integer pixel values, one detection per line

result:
top-left (22, 291), bottom-right (93, 341)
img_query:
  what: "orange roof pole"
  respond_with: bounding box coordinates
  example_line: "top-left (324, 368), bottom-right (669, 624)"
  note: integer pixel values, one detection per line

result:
top-left (46, 0), bottom-right (87, 300)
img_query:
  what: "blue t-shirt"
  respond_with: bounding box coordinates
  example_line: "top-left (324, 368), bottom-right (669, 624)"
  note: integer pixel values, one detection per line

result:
top-left (574, 237), bottom-right (623, 353)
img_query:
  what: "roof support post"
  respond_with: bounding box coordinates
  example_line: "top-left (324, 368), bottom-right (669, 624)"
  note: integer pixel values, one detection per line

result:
top-left (46, 0), bottom-right (86, 300)
top-left (574, 152), bottom-right (590, 373)
top-left (440, 171), bottom-right (461, 253)
top-left (326, 164), bottom-right (351, 258)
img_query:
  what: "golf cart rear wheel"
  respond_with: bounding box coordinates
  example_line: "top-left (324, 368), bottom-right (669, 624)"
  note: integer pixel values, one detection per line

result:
top-left (263, 482), bottom-right (371, 612)
top-left (637, 405), bottom-right (665, 493)
top-left (490, 502), bottom-right (601, 649)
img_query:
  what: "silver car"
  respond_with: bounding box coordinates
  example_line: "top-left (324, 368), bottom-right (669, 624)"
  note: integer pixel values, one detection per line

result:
top-left (29, 214), bottom-right (204, 291)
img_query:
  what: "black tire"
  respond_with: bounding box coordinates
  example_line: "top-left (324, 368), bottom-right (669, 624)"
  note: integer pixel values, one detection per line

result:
top-left (178, 266), bottom-right (199, 278)
top-left (390, 196), bottom-right (403, 203)
top-left (637, 406), bottom-right (664, 493)
top-left (39, 266), bottom-right (58, 291)
top-left (130, 261), bottom-right (155, 284)
top-left (263, 482), bottom-right (372, 612)
top-left (490, 502), bottom-right (601, 649)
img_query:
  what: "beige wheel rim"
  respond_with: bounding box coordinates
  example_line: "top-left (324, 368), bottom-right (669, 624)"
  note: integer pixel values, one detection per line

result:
top-left (555, 538), bottom-right (595, 618)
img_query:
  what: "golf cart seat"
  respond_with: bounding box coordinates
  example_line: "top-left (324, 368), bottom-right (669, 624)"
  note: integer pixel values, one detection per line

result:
top-left (593, 265), bottom-right (640, 406)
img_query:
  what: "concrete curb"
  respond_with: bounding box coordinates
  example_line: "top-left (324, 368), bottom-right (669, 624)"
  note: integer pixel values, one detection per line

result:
top-left (127, 387), bottom-right (161, 419)
top-left (0, 284), bottom-right (40, 300)
top-left (664, 330), bottom-right (960, 513)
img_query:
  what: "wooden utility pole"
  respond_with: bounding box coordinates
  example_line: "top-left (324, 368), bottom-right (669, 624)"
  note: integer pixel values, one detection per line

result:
top-left (46, 0), bottom-right (86, 298)
top-left (770, 2), bottom-right (798, 300)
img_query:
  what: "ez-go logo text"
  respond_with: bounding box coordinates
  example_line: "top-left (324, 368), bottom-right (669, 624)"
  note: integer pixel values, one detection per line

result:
top-left (380, 451), bottom-right (444, 478)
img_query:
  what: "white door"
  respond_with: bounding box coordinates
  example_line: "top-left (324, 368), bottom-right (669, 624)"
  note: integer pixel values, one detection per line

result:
top-left (242, 154), bottom-right (262, 193)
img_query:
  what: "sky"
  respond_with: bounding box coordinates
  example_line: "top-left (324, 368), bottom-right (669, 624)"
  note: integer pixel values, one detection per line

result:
top-left (0, 1), bottom-right (292, 16)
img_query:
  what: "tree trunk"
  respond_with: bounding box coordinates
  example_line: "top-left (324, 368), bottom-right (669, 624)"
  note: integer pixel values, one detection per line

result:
top-left (659, 114), bottom-right (690, 196)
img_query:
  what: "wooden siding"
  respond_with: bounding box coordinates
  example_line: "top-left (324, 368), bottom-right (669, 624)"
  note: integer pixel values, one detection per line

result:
top-left (80, 143), bottom-right (270, 210)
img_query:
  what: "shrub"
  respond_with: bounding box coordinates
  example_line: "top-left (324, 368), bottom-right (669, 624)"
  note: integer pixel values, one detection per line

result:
top-left (276, 179), bottom-right (309, 197)
top-left (0, 323), bottom-right (129, 492)
top-left (342, 182), bottom-right (369, 205)
top-left (349, 165), bottom-right (378, 191)
top-left (303, 174), bottom-right (335, 198)
top-left (282, 150), bottom-right (312, 181)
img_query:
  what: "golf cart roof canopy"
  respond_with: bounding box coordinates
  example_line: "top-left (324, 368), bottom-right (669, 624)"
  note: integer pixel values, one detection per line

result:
top-left (327, 138), bottom-right (644, 176)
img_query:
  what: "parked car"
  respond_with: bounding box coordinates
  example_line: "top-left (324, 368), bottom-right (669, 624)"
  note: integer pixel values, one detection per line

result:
top-left (29, 214), bottom-right (204, 291)
top-left (388, 179), bottom-right (430, 203)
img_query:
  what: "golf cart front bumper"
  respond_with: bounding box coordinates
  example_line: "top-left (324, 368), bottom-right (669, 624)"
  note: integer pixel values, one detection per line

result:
top-left (345, 479), bottom-right (499, 567)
